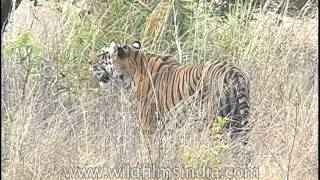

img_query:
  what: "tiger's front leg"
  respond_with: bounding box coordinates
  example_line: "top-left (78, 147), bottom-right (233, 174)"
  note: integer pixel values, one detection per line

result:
top-left (137, 100), bottom-right (158, 162)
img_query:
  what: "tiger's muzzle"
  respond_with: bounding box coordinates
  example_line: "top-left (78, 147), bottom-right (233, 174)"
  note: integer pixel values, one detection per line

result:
top-left (89, 63), bottom-right (113, 84)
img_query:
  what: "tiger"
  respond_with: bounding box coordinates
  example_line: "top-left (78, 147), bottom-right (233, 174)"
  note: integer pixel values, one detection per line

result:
top-left (88, 40), bottom-right (250, 144)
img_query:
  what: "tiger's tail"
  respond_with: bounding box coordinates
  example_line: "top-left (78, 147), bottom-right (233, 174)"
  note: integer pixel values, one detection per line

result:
top-left (222, 70), bottom-right (250, 140)
top-left (235, 76), bottom-right (250, 125)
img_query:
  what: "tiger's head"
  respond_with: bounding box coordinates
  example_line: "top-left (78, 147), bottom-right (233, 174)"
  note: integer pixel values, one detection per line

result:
top-left (88, 40), bottom-right (142, 88)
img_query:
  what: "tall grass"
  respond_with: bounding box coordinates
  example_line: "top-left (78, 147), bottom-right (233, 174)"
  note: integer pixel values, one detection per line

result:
top-left (1, 0), bottom-right (318, 179)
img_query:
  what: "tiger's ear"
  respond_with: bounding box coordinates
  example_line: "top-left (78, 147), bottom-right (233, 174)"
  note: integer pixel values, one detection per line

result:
top-left (131, 41), bottom-right (141, 49)
top-left (109, 41), bottom-right (119, 55)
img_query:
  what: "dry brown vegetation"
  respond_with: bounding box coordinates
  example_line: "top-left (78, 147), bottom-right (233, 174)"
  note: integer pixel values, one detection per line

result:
top-left (1, 0), bottom-right (318, 179)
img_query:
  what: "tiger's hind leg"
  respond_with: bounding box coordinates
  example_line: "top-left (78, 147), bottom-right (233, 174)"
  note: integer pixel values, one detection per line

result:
top-left (138, 123), bottom-right (153, 163)
top-left (138, 103), bottom-right (167, 164)
top-left (140, 117), bottom-right (168, 165)
top-left (138, 101), bottom-right (158, 163)
top-left (228, 104), bottom-right (250, 145)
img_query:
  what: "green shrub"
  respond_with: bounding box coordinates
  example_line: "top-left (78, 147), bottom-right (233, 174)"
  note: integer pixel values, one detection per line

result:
top-left (180, 116), bottom-right (230, 167)
top-left (4, 31), bottom-right (43, 75)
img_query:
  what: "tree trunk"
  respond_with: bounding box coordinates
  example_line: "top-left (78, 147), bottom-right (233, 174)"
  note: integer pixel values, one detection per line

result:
top-left (1, 0), bottom-right (23, 35)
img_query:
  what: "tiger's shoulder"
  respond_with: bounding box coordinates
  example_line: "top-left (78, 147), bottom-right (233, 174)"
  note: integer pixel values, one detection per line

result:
top-left (146, 53), bottom-right (180, 65)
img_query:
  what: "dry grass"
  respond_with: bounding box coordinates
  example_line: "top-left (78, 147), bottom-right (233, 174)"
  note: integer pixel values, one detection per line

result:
top-left (1, 0), bottom-right (318, 179)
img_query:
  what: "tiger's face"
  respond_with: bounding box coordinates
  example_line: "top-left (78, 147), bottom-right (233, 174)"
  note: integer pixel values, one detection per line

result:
top-left (88, 41), bottom-right (141, 88)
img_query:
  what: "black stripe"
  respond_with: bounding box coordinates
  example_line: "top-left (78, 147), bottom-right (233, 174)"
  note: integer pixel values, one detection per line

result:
top-left (165, 65), bottom-right (174, 111)
top-left (128, 46), bottom-right (131, 55)
top-left (170, 67), bottom-right (179, 106)
top-left (184, 67), bottom-right (195, 96)
top-left (145, 59), bottom-right (154, 96)
top-left (127, 48), bottom-right (133, 70)
top-left (162, 55), bottom-right (172, 61)
top-left (156, 61), bottom-right (167, 73)
top-left (133, 51), bottom-right (139, 62)
top-left (191, 66), bottom-right (198, 90)
top-left (237, 93), bottom-right (246, 99)
top-left (171, 67), bottom-right (183, 106)
top-left (158, 69), bottom-right (169, 111)
top-left (153, 64), bottom-right (167, 107)
top-left (224, 70), bottom-right (230, 85)
top-left (224, 89), bottom-right (231, 116)
top-left (180, 69), bottom-right (185, 96)
top-left (139, 54), bottom-right (144, 80)
top-left (233, 74), bottom-right (241, 85)
top-left (196, 65), bottom-right (202, 80)
top-left (184, 66), bottom-right (190, 89)
top-left (239, 101), bottom-right (249, 107)
top-left (153, 64), bottom-right (165, 86)
top-left (149, 58), bottom-right (157, 74)
top-left (188, 81), bottom-right (195, 96)
top-left (238, 87), bottom-right (246, 92)
top-left (148, 58), bottom-right (165, 104)
top-left (176, 71), bottom-right (183, 101)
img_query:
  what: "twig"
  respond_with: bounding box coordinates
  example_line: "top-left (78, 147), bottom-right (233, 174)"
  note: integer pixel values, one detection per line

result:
top-left (286, 89), bottom-right (300, 180)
